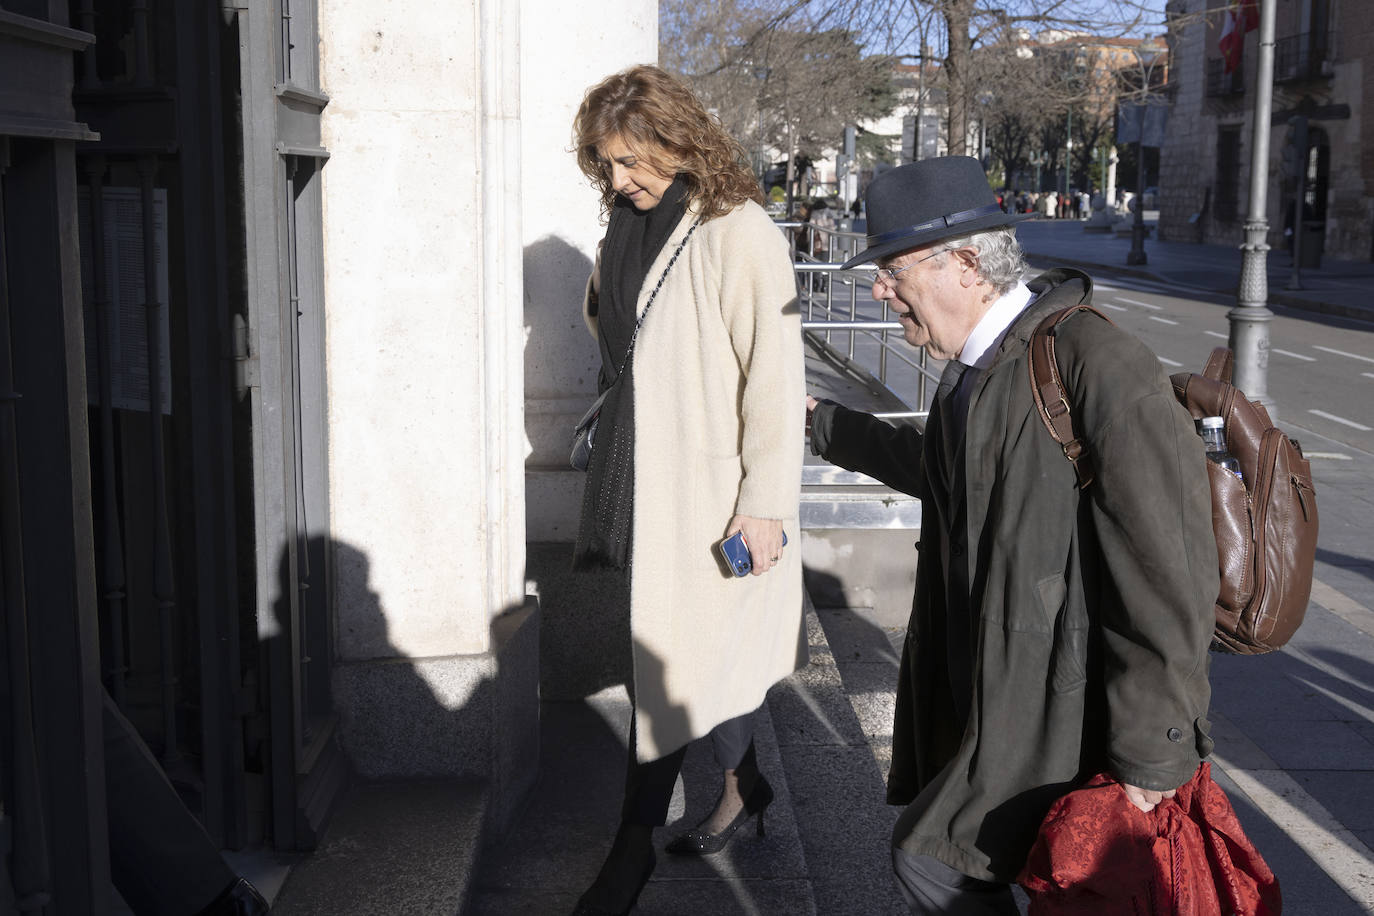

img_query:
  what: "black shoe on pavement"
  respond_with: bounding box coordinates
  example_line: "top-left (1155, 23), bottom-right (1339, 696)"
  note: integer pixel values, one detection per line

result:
top-left (196, 877), bottom-right (270, 916)
top-left (571, 821), bottom-right (656, 916)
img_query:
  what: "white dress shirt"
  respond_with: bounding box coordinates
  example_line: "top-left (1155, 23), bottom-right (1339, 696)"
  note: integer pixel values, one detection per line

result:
top-left (949, 282), bottom-right (1034, 424)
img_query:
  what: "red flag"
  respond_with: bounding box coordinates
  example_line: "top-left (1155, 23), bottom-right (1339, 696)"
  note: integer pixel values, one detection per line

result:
top-left (1219, 5), bottom-right (1242, 74)
top-left (1218, 1), bottom-right (1255, 74)
top-left (1239, 0), bottom-right (1259, 32)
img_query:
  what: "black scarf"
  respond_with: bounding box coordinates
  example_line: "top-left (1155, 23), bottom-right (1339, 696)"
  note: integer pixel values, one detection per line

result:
top-left (573, 177), bottom-right (689, 570)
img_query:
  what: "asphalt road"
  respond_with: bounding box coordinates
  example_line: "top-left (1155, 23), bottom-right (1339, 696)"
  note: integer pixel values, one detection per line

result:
top-left (1078, 265), bottom-right (1374, 458)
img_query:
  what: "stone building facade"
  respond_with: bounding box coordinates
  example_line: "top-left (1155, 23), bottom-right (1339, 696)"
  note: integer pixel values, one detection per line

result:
top-left (1160, 0), bottom-right (1374, 262)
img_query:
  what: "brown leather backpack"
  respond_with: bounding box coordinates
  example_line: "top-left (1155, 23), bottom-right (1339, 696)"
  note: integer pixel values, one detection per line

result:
top-left (1028, 305), bottom-right (1319, 655)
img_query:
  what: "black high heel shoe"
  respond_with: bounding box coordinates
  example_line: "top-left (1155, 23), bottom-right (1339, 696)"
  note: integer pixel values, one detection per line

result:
top-left (664, 774), bottom-right (774, 856)
top-left (571, 821), bottom-right (656, 916)
top-left (196, 878), bottom-right (271, 916)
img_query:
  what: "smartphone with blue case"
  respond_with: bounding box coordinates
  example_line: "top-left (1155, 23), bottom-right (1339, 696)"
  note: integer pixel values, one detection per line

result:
top-left (718, 530), bottom-right (787, 577)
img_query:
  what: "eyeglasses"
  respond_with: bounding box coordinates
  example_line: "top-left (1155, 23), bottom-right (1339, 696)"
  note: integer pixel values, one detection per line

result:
top-left (867, 248), bottom-right (948, 287)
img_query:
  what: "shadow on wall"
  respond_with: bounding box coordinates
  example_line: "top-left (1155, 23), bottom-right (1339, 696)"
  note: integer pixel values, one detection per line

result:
top-left (527, 543), bottom-right (632, 702)
top-left (321, 538), bottom-right (535, 786)
top-left (523, 233), bottom-right (635, 705)
top-left (523, 234), bottom-right (597, 394)
top-left (522, 235), bottom-right (597, 541)
top-left (264, 536), bottom-right (539, 911)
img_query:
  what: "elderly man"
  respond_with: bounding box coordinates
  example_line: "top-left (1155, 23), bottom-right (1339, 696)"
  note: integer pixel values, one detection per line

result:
top-left (807, 157), bottom-right (1218, 913)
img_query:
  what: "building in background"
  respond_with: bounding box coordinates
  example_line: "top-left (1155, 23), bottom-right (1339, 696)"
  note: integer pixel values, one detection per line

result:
top-left (1160, 0), bottom-right (1370, 262)
top-left (0, 0), bottom-right (652, 909)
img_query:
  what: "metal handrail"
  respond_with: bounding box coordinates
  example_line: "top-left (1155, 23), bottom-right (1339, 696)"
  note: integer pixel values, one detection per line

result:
top-left (781, 218), bottom-right (936, 418)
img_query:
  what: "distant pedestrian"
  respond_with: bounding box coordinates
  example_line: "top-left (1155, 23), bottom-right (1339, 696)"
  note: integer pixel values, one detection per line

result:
top-left (805, 156), bottom-right (1219, 914)
top-left (1041, 190), bottom-right (1057, 218)
top-left (794, 200), bottom-right (814, 260)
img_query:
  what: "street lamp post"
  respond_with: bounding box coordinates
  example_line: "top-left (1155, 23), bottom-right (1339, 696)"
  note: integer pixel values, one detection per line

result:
top-left (1126, 135), bottom-right (1148, 265)
top-left (1064, 108), bottom-right (1073, 205)
top-left (1229, 0), bottom-right (1278, 410)
top-left (1029, 150), bottom-right (1046, 192)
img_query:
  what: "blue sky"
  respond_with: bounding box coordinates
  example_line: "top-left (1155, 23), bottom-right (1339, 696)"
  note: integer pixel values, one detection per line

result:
top-left (872, 0), bottom-right (1174, 57)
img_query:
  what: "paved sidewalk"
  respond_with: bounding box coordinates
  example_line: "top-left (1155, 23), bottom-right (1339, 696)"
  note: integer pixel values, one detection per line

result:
top-left (1015, 216), bottom-right (1374, 324)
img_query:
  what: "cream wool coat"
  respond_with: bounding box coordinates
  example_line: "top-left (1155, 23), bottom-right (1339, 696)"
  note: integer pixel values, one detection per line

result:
top-left (583, 198), bottom-right (807, 762)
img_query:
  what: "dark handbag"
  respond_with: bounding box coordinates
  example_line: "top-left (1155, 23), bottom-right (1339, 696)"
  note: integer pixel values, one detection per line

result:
top-left (569, 220), bottom-right (699, 471)
top-left (569, 389), bottom-right (608, 472)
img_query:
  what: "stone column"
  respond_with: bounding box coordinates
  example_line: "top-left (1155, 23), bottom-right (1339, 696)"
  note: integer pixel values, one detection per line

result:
top-left (319, 0), bottom-right (545, 835)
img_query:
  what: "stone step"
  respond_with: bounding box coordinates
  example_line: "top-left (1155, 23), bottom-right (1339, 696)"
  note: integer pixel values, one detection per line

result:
top-left (272, 778), bottom-right (490, 915)
top-left (806, 600), bottom-right (1039, 915)
top-left (465, 685), bottom-right (818, 915)
top-left (766, 591), bottom-right (909, 915)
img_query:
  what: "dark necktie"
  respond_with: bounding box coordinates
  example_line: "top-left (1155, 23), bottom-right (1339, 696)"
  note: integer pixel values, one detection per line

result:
top-left (936, 358), bottom-right (969, 403)
top-left (932, 358), bottom-right (974, 727)
top-left (935, 359), bottom-right (970, 477)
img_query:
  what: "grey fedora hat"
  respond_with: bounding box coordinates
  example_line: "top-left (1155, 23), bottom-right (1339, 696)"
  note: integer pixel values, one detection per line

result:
top-left (840, 156), bottom-right (1032, 269)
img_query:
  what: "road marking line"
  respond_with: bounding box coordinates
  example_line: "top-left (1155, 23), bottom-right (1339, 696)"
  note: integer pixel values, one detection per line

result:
top-left (1202, 332), bottom-right (1314, 360)
top-left (1304, 451), bottom-right (1352, 460)
top-left (1099, 303), bottom-right (1128, 311)
top-left (1313, 345), bottom-right (1374, 365)
top-left (1309, 578), bottom-right (1374, 640)
top-left (1308, 409), bottom-right (1373, 431)
top-left (1274, 348), bottom-right (1317, 361)
top-left (1148, 315), bottom-right (1180, 325)
top-left (1364, 372), bottom-right (1374, 381)
top-left (1157, 356), bottom-right (1183, 367)
top-left (1210, 746), bottom-right (1374, 910)
top-left (1115, 296), bottom-right (1163, 310)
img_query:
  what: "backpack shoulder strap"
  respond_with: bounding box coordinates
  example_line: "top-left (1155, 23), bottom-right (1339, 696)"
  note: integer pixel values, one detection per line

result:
top-left (1027, 304), bottom-right (1115, 489)
top-left (1203, 346), bottom-right (1234, 383)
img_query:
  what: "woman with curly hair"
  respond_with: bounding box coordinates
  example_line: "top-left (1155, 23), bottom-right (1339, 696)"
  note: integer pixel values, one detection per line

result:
top-left (568, 65), bottom-right (806, 915)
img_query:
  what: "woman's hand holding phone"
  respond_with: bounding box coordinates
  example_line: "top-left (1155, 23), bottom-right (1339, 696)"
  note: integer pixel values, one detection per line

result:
top-left (724, 515), bottom-right (785, 577)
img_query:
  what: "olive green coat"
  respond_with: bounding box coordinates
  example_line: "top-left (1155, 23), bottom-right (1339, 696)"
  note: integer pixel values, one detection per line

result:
top-left (816, 269), bottom-right (1218, 882)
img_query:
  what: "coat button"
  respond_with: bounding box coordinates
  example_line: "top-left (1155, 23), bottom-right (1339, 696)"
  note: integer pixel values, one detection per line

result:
top-left (952, 542), bottom-right (965, 556)
top-left (1167, 727), bottom-right (1183, 742)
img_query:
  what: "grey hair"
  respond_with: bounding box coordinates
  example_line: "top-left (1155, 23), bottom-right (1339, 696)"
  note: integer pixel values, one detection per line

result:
top-left (935, 226), bottom-right (1027, 295)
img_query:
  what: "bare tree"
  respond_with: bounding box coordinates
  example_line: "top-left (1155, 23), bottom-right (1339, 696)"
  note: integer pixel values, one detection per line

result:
top-left (660, 0), bottom-right (1198, 198)
top-left (980, 48), bottom-right (1066, 188)
top-left (660, 0), bottom-right (899, 197)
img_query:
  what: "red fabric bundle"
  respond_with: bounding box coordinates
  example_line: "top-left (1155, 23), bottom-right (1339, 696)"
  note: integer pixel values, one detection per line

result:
top-left (1018, 763), bottom-right (1281, 915)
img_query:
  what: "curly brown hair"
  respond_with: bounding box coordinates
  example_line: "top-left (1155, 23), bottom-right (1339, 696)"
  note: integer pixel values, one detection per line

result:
top-left (574, 65), bottom-right (765, 222)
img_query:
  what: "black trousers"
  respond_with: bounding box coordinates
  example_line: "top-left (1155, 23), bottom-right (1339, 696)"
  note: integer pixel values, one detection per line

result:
top-left (621, 710), bottom-right (754, 826)
top-left (890, 848), bottom-right (1018, 915)
top-left (104, 692), bottom-right (235, 915)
